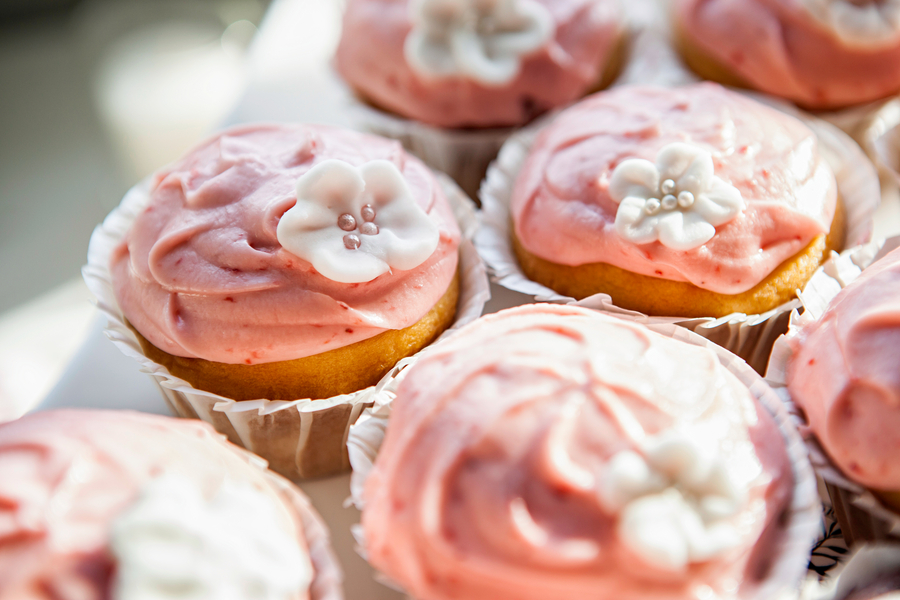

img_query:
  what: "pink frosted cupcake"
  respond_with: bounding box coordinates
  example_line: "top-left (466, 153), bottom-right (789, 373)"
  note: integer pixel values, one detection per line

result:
top-left (674, 0), bottom-right (900, 110)
top-left (86, 122), bottom-right (489, 479)
top-left (334, 0), bottom-right (625, 196)
top-left (356, 304), bottom-right (818, 600)
top-left (0, 409), bottom-right (343, 599)
top-left (785, 245), bottom-right (900, 544)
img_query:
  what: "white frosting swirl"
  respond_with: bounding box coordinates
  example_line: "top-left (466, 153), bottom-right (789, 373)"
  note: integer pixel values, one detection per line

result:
top-left (608, 142), bottom-right (745, 251)
top-left (111, 473), bottom-right (312, 600)
top-left (277, 159), bottom-right (440, 284)
top-left (404, 0), bottom-right (555, 86)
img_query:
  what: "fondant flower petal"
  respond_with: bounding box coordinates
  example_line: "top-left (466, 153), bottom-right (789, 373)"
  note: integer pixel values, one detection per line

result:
top-left (673, 150), bottom-right (714, 198)
top-left (615, 197), bottom-right (661, 246)
top-left (360, 161), bottom-right (440, 270)
top-left (486, 1), bottom-right (554, 55)
top-left (309, 232), bottom-right (391, 283)
top-left (694, 179), bottom-right (745, 226)
top-left (657, 210), bottom-right (715, 251)
top-left (451, 28), bottom-right (520, 85)
top-left (608, 159), bottom-right (659, 205)
top-left (295, 159), bottom-right (365, 216)
top-left (404, 31), bottom-right (457, 78)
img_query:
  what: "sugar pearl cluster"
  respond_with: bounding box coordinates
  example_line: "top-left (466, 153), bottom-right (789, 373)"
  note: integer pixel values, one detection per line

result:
top-left (644, 178), bottom-right (695, 216)
top-left (338, 204), bottom-right (380, 250)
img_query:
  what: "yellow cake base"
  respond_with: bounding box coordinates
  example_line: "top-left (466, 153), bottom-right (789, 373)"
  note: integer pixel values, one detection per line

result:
top-left (514, 201), bottom-right (845, 318)
top-left (134, 273), bottom-right (460, 401)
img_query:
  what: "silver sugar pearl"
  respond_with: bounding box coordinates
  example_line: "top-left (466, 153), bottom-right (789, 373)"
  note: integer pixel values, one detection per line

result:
top-left (677, 191), bottom-right (695, 208)
top-left (660, 179), bottom-right (676, 195)
top-left (343, 233), bottom-right (361, 250)
top-left (661, 194), bottom-right (677, 210)
top-left (645, 198), bottom-right (661, 215)
top-left (360, 222), bottom-right (379, 236)
top-left (360, 204), bottom-right (376, 222)
top-left (338, 213), bottom-right (357, 232)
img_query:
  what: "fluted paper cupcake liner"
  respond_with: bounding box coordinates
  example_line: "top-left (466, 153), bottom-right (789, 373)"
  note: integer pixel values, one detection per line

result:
top-left (474, 96), bottom-right (879, 375)
top-left (347, 317), bottom-right (821, 600)
top-left (766, 236), bottom-right (900, 547)
top-left (83, 173), bottom-right (491, 481)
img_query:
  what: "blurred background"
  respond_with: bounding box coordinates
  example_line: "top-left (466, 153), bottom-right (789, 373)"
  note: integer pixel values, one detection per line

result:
top-left (0, 0), bottom-right (351, 419)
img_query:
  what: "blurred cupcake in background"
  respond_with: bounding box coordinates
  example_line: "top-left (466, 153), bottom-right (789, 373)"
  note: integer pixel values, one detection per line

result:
top-left (0, 409), bottom-right (343, 600)
top-left (335, 0), bottom-right (626, 197)
top-left (673, 0), bottom-right (900, 111)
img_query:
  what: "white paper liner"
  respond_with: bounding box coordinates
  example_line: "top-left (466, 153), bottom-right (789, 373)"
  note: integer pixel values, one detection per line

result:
top-left (765, 236), bottom-right (900, 546)
top-left (801, 544), bottom-right (900, 600)
top-left (347, 316), bottom-right (821, 600)
top-left (474, 88), bottom-right (880, 375)
top-left (82, 173), bottom-right (491, 481)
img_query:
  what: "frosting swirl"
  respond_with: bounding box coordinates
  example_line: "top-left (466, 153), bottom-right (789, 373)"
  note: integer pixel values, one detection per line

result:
top-left (675, 0), bottom-right (900, 109)
top-left (788, 245), bottom-right (900, 491)
top-left (511, 84), bottom-right (837, 295)
top-left (110, 124), bottom-right (460, 365)
top-left (362, 304), bottom-right (794, 600)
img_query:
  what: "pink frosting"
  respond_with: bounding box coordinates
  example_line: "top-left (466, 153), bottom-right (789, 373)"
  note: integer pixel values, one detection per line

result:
top-left (334, 0), bottom-right (622, 128)
top-left (363, 304), bottom-right (794, 600)
top-left (788, 246), bottom-right (900, 491)
top-left (512, 83), bottom-right (837, 295)
top-left (675, 0), bottom-right (900, 109)
top-left (111, 124), bottom-right (460, 365)
top-left (0, 409), bottom-right (338, 600)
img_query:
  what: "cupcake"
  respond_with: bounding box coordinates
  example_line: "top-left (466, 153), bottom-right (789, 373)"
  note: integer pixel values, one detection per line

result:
top-left (88, 122), bottom-right (487, 479)
top-left (355, 304), bottom-right (818, 600)
top-left (784, 244), bottom-right (900, 544)
top-left (0, 409), bottom-right (343, 599)
top-left (334, 0), bottom-right (626, 196)
top-left (673, 0), bottom-right (900, 111)
top-left (504, 83), bottom-right (844, 319)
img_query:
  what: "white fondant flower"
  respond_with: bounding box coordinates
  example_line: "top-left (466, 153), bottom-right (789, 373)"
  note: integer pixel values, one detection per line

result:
top-left (404, 0), bottom-right (555, 86)
top-left (608, 143), bottom-right (745, 252)
top-left (599, 433), bottom-right (746, 571)
top-left (111, 474), bottom-right (311, 600)
top-left (277, 159), bottom-right (440, 284)
top-left (802, 0), bottom-right (900, 47)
